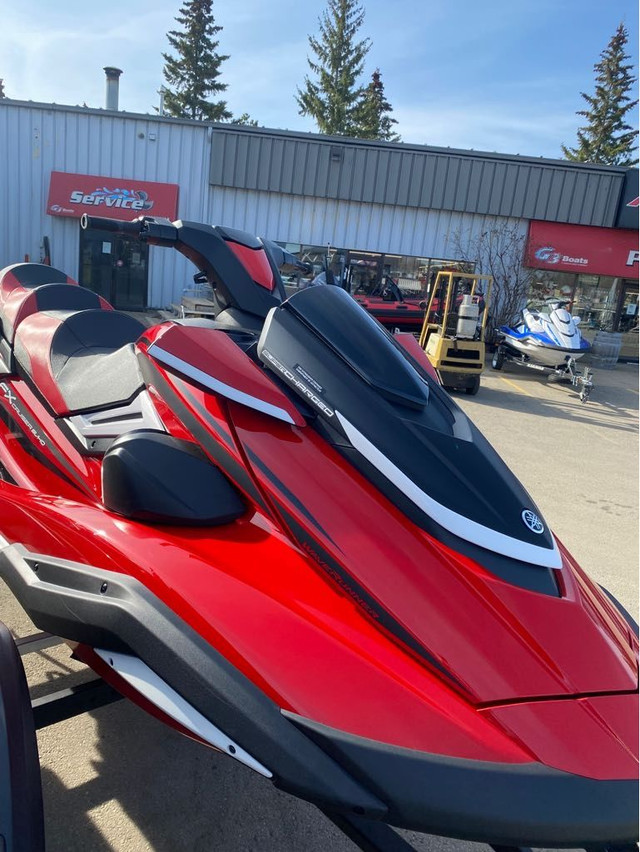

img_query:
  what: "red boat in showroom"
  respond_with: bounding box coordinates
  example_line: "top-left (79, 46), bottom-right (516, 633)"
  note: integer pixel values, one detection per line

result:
top-left (0, 214), bottom-right (637, 852)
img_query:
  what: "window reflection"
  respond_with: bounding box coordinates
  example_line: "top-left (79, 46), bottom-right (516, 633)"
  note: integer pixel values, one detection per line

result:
top-left (275, 242), bottom-right (472, 299)
top-left (528, 270), bottom-right (636, 333)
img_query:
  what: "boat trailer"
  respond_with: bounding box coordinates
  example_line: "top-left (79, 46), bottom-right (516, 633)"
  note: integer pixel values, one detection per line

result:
top-left (492, 345), bottom-right (594, 403)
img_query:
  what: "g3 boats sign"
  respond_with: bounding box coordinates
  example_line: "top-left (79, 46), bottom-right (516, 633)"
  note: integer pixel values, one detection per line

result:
top-left (47, 171), bottom-right (179, 221)
top-left (526, 220), bottom-right (639, 279)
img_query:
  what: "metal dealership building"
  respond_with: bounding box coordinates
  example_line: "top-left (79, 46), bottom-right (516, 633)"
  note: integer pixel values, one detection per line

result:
top-left (1, 96), bottom-right (638, 344)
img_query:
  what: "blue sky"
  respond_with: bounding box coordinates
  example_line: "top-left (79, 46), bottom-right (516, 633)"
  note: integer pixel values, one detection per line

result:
top-left (2, 0), bottom-right (638, 160)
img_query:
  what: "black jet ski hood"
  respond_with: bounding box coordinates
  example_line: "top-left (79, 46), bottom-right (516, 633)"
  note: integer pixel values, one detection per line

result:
top-left (258, 286), bottom-right (560, 581)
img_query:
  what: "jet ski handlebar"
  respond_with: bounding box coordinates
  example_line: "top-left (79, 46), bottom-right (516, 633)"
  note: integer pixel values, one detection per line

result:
top-left (80, 214), bottom-right (281, 317)
top-left (80, 214), bottom-right (179, 246)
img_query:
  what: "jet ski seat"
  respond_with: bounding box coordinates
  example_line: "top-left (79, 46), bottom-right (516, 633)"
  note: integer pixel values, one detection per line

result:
top-left (0, 263), bottom-right (110, 370)
top-left (0, 282), bottom-right (111, 346)
top-left (0, 263), bottom-right (72, 309)
top-left (13, 309), bottom-right (145, 416)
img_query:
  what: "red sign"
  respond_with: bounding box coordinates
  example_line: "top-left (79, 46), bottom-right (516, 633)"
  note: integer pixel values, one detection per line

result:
top-left (526, 220), bottom-right (639, 279)
top-left (47, 171), bottom-right (179, 221)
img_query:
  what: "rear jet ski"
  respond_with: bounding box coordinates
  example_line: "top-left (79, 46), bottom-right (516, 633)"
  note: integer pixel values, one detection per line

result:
top-left (495, 298), bottom-right (591, 367)
top-left (0, 215), bottom-right (636, 851)
top-left (493, 298), bottom-right (594, 401)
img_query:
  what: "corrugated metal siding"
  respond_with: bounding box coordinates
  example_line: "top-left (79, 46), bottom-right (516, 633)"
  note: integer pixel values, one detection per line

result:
top-left (0, 102), bottom-right (212, 308)
top-left (206, 187), bottom-right (528, 261)
top-left (210, 129), bottom-right (624, 227)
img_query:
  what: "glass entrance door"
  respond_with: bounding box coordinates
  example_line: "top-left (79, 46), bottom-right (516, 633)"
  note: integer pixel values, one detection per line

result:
top-left (615, 281), bottom-right (639, 333)
top-left (79, 227), bottom-right (148, 310)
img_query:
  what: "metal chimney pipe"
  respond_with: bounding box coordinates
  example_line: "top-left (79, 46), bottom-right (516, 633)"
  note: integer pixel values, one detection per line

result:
top-left (103, 67), bottom-right (122, 111)
top-left (158, 86), bottom-right (168, 116)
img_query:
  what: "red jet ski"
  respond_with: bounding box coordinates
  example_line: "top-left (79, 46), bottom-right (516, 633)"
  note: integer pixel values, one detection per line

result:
top-left (0, 214), bottom-right (637, 851)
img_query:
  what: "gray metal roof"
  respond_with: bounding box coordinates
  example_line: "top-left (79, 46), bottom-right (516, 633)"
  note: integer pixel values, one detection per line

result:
top-left (209, 128), bottom-right (627, 227)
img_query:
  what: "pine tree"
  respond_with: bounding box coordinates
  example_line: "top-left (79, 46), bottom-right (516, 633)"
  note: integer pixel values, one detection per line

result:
top-left (0, 80), bottom-right (5, 98)
top-left (296, 0), bottom-right (371, 136)
top-left (231, 113), bottom-right (259, 127)
top-left (562, 23), bottom-right (638, 167)
top-left (161, 0), bottom-right (231, 121)
top-left (355, 68), bottom-right (400, 141)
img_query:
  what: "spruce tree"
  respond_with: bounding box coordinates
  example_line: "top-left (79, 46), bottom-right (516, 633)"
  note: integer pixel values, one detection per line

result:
top-left (562, 23), bottom-right (638, 167)
top-left (355, 68), bottom-right (400, 141)
top-left (161, 0), bottom-right (231, 121)
top-left (231, 113), bottom-right (259, 127)
top-left (296, 0), bottom-right (371, 136)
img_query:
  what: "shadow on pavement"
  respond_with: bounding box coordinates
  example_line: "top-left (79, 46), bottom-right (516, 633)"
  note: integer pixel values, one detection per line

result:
top-left (40, 695), bottom-right (486, 852)
top-left (455, 364), bottom-right (638, 436)
top-left (40, 699), bottom-right (360, 852)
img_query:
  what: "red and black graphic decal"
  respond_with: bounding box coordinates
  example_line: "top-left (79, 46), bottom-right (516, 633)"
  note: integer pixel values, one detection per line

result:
top-left (138, 356), bottom-right (270, 515)
top-left (270, 498), bottom-right (465, 693)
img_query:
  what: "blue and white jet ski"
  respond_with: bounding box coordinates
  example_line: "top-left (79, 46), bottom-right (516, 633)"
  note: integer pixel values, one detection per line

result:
top-left (496, 299), bottom-right (591, 369)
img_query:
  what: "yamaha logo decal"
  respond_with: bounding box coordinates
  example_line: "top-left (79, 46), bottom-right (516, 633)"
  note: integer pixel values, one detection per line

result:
top-left (522, 509), bottom-right (545, 534)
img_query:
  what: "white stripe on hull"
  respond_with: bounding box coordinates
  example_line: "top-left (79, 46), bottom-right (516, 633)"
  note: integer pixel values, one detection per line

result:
top-left (504, 337), bottom-right (585, 367)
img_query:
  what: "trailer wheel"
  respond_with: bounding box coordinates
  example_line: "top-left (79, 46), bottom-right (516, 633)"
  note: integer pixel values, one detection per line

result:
top-left (465, 376), bottom-right (481, 395)
top-left (0, 621), bottom-right (45, 852)
top-left (491, 347), bottom-right (504, 370)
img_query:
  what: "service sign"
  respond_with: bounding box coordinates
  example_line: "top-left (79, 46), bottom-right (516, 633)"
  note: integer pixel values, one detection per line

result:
top-left (47, 171), bottom-right (179, 221)
top-left (526, 220), bottom-right (639, 279)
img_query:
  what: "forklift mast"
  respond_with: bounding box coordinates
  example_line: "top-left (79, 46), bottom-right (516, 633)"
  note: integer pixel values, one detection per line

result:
top-left (418, 271), bottom-right (493, 396)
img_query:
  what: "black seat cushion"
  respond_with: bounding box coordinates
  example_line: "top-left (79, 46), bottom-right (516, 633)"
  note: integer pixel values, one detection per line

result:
top-left (14, 308), bottom-right (145, 415)
top-left (0, 263), bottom-right (70, 303)
top-left (49, 309), bottom-right (144, 370)
top-left (0, 282), bottom-right (109, 343)
top-left (49, 310), bottom-right (145, 413)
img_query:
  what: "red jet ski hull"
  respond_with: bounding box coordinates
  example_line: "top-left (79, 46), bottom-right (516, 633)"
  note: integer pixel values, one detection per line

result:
top-left (0, 220), bottom-right (636, 848)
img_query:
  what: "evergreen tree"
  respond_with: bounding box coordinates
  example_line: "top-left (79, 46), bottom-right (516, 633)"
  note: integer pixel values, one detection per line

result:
top-left (161, 0), bottom-right (231, 121)
top-left (231, 113), bottom-right (259, 127)
top-left (0, 80), bottom-right (5, 98)
top-left (355, 68), bottom-right (400, 141)
top-left (296, 0), bottom-right (371, 136)
top-left (562, 23), bottom-right (638, 167)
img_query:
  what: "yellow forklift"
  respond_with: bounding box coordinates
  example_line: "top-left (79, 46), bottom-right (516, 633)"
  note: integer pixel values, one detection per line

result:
top-left (418, 271), bottom-right (493, 395)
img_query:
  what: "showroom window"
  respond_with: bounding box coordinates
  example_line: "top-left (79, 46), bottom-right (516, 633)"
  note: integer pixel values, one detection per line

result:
top-left (276, 242), bottom-right (471, 298)
top-left (526, 271), bottom-right (631, 332)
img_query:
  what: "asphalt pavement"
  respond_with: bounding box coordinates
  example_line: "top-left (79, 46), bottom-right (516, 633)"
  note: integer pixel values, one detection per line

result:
top-left (0, 356), bottom-right (637, 852)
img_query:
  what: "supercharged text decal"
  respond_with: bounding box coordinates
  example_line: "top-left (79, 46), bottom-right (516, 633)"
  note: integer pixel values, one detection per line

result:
top-left (261, 350), bottom-right (334, 417)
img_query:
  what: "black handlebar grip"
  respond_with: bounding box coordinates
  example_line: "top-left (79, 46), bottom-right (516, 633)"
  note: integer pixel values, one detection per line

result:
top-left (80, 214), bottom-right (143, 236)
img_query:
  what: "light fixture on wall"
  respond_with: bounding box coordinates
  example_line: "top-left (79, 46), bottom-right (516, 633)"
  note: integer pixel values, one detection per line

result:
top-left (330, 147), bottom-right (343, 163)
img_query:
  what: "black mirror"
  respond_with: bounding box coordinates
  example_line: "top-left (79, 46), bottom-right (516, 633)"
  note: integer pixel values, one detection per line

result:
top-left (102, 431), bottom-right (245, 525)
